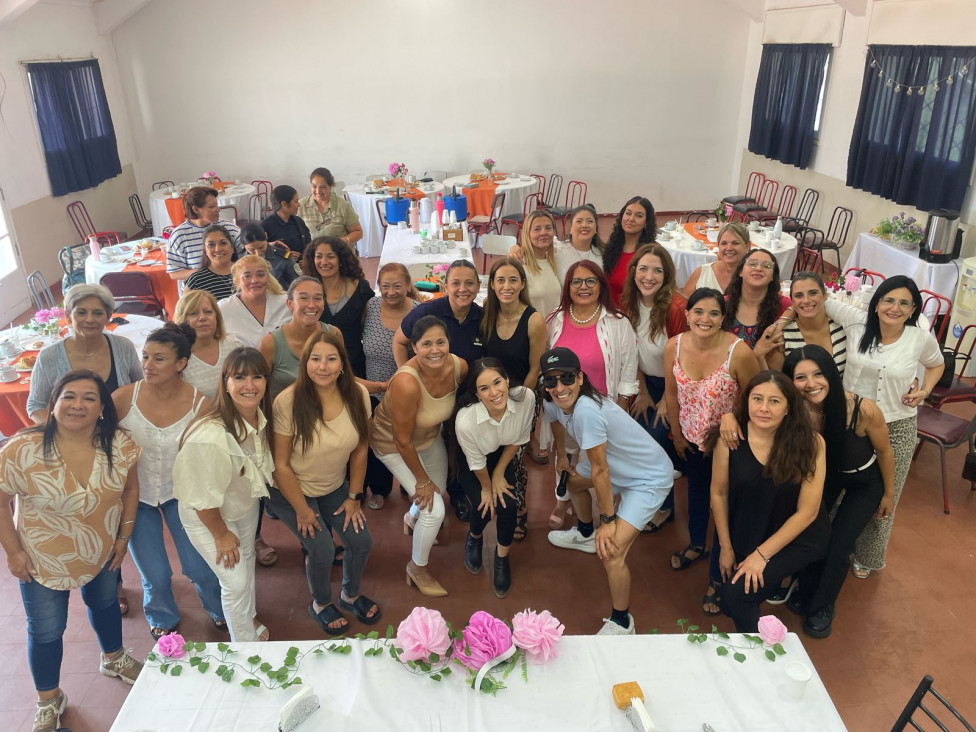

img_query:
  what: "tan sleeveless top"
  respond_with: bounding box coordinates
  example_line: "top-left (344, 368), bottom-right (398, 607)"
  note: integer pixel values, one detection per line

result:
top-left (370, 355), bottom-right (461, 456)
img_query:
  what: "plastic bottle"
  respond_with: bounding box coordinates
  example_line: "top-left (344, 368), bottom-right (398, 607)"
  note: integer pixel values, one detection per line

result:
top-left (772, 216), bottom-right (783, 241)
top-left (88, 235), bottom-right (101, 260)
top-left (419, 197), bottom-right (433, 224)
top-left (434, 192), bottom-right (446, 222)
top-left (408, 200), bottom-right (420, 233)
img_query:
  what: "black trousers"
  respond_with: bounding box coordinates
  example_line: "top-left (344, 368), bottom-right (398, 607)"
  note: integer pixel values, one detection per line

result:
top-left (457, 446), bottom-right (518, 546)
top-left (365, 397), bottom-right (394, 498)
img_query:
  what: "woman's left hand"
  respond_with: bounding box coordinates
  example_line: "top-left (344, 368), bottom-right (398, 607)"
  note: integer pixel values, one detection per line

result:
top-left (629, 389), bottom-right (653, 422)
top-left (731, 551), bottom-right (767, 594)
top-left (877, 493), bottom-right (895, 519)
top-left (478, 488), bottom-right (494, 520)
top-left (335, 497), bottom-right (366, 533)
top-left (490, 474), bottom-right (514, 509)
top-left (652, 397), bottom-right (670, 430)
top-left (901, 385), bottom-right (927, 408)
top-left (108, 538), bottom-right (129, 571)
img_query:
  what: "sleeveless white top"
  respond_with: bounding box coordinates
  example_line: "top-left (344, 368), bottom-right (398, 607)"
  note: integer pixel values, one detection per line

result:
top-left (119, 381), bottom-right (206, 506)
top-left (696, 262), bottom-right (723, 292)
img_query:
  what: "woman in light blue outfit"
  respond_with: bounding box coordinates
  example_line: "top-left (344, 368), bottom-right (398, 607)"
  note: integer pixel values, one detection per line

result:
top-left (112, 322), bottom-right (225, 638)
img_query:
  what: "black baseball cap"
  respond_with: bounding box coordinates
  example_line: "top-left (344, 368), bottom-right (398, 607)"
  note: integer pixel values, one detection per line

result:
top-left (540, 347), bottom-right (580, 374)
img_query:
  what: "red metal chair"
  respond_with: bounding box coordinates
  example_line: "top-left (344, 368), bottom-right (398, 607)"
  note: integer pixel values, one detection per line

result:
top-left (467, 192), bottom-right (507, 248)
top-left (919, 289), bottom-right (952, 342)
top-left (500, 192), bottom-right (542, 241)
top-left (914, 405), bottom-right (976, 513)
top-left (842, 267), bottom-right (886, 286)
top-left (927, 324), bottom-right (976, 410)
top-left (530, 174), bottom-right (546, 199)
top-left (67, 200), bottom-right (96, 241)
top-left (792, 246), bottom-right (824, 277)
top-left (732, 179), bottom-right (779, 220)
top-left (152, 181), bottom-right (175, 191)
top-left (251, 180), bottom-right (274, 219)
top-left (100, 272), bottom-right (167, 319)
top-left (748, 184), bottom-right (797, 224)
top-left (723, 171), bottom-right (765, 205)
top-left (375, 198), bottom-right (388, 239)
top-left (540, 174), bottom-right (563, 210)
top-left (550, 180), bottom-right (589, 235)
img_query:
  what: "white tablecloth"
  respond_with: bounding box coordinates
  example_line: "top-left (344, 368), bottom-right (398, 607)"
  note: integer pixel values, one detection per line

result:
top-left (377, 227), bottom-right (473, 285)
top-left (110, 633), bottom-right (845, 732)
top-left (346, 181), bottom-right (447, 259)
top-left (148, 184), bottom-right (256, 237)
top-left (441, 174), bottom-right (540, 219)
top-left (661, 225), bottom-right (799, 288)
top-left (846, 232), bottom-right (961, 301)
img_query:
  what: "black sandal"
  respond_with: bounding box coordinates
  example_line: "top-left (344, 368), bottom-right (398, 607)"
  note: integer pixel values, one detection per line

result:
top-left (513, 511), bottom-right (528, 542)
top-left (338, 594), bottom-right (381, 625)
top-left (670, 544), bottom-right (710, 571)
top-left (702, 580), bottom-right (722, 616)
top-left (308, 602), bottom-right (347, 636)
top-left (150, 625), bottom-right (177, 640)
top-left (642, 509), bottom-right (675, 534)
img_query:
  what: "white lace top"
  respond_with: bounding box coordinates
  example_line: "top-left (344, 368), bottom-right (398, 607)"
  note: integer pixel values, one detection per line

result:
top-left (181, 335), bottom-right (245, 401)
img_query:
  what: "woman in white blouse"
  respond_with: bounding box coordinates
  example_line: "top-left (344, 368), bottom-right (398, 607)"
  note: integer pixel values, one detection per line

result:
top-left (174, 290), bottom-right (244, 400)
top-left (520, 210), bottom-right (563, 319)
top-left (455, 359), bottom-right (535, 598)
top-left (217, 255), bottom-right (290, 347)
top-left (173, 347), bottom-right (274, 642)
top-left (822, 275), bottom-right (943, 579)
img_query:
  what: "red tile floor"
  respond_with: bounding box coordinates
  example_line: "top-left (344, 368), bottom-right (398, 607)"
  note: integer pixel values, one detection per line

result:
top-left (2, 260), bottom-right (974, 730)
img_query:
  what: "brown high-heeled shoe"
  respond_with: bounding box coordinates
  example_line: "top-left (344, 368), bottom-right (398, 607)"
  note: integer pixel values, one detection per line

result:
top-left (405, 561), bottom-right (447, 597)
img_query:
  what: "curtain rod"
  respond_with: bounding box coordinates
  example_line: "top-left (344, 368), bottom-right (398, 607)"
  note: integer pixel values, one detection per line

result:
top-left (19, 54), bottom-right (94, 65)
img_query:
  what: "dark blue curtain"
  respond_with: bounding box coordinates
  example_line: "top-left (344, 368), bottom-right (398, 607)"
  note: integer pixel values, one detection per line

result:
top-left (847, 45), bottom-right (976, 212)
top-left (26, 60), bottom-right (122, 197)
top-left (748, 44), bottom-right (831, 170)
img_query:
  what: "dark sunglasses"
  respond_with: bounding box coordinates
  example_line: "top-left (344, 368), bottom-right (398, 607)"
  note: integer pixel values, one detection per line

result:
top-left (542, 373), bottom-right (577, 389)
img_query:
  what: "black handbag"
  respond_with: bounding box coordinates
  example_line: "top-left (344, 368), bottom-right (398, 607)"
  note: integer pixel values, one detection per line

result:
top-left (937, 349), bottom-right (961, 389)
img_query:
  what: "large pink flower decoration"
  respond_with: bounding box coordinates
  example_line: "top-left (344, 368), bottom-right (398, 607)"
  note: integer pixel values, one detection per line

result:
top-left (157, 632), bottom-right (186, 658)
top-left (844, 274), bottom-right (861, 293)
top-left (757, 615), bottom-right (787, 646)
top-left (34, 309), bottom-right (53, 324)
top-left (453, 611), bottom-right (513, 671)
top-left (396, 607), bottom-right (452, 662)
top-left (512, 609), bottom-right (564, 663)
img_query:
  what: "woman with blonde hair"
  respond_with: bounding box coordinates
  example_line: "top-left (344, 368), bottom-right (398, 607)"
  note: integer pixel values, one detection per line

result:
top-left (175, 290), bottom-right (245, 401)
top-left (683, 222), bottom-right (751, 295)
top-left (217, 255), bottom-right (289, 348)
top-left (519, 209), bottom-right (562, 319)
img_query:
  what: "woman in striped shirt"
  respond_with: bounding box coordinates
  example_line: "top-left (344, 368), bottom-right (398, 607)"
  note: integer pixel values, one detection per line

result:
top-left (184, 225), bottom-right (237, 301)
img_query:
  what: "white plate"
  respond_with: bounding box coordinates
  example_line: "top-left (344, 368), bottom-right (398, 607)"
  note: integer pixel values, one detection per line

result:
top-left (137, 259), bottom-right (158, 266)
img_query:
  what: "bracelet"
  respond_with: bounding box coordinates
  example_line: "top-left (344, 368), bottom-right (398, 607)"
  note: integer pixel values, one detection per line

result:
top-left (116, 535), bottom-right (131, 544)
top-left (416, 479), bottom-right (433, 491)
top-left (121, 520), bottom-right (135, 525)
top-left (756, 548), bottom-right (770, 563)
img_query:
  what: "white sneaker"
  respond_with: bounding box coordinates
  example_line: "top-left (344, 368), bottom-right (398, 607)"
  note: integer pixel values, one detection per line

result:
top-left (547, 527), bottom-right (596, 554)
top-left (597, 614), bottom-right (635, 636)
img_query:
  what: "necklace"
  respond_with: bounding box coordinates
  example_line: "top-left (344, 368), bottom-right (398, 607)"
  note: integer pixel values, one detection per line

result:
top-left (569, 304), bottom-right (600, 325)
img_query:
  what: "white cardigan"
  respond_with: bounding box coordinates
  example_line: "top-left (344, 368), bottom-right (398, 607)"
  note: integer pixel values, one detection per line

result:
top-left (547, 308), bottom-right (639, 400)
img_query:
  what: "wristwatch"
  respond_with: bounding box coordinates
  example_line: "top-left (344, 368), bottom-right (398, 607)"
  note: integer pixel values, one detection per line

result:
top-left (348, 493), bottom-right (363, 501)
top-left (599, 513), bottom-right (617, 525)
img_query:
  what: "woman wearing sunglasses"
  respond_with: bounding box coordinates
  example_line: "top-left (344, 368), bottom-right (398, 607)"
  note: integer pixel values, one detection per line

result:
top-left (541, 347), bottom-right (672, 635)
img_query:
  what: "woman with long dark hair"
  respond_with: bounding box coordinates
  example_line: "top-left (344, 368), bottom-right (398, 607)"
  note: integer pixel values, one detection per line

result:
top-left (173, 347), bottom-right (274, 642)
top-left (721, 248), bottom-right (791, 349)
top-left (454, 359), bottom-right (535, 597)
top-left (270, 330), bottom-right (378, 635)
top-left (184, 224), bottom-right (237, 300)
top-left (1, 371), bottom-right (142, 731)
top-left (603, 196), bottom-right (656, 305)
top-left (708, 370), bottom-right (829, 632)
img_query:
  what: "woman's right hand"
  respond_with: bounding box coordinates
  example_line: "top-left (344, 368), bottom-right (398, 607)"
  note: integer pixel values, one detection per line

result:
top-left (478, 488), bottom-right (494, 520)
top-left (7, 549), bottom-right (34, 582)
top-left (554, 453), bottom-right (575, 479)
top-left (719, 413), bottom-right (743, 451)
top-left (215, 530), bottom-right (241, 570)
top-left (629, 389), bottom-right (653, 422)
top-left (507, 244), bottom-right (525, 263)
top-left (754, 322), bottom-right (784, 358)
top-left (413, 478), bottom-right (437, 512)
top-left (672, 431), bottom-right (692, 460)
top-left (296, 506), bottom-right (323, 539)
top-left (719, 545), bottom-right (735, 581)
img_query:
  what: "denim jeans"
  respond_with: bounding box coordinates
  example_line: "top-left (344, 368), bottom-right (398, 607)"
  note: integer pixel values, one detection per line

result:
top-left (684, 446), bottom-right (713, 548)
top-left (20, 563), bottom-right (122, 691)
top-left (128, 499), bottom-right (224, 630)
top-left (636, 374), bottom-right (685, 512)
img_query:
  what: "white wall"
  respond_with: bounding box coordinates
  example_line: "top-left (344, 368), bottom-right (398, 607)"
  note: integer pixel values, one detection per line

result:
top-left (111, 0), bottom-right (753, 214)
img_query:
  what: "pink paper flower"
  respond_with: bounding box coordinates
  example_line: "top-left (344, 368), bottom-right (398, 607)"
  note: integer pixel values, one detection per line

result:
top-left (453, 611), bottom-right (513, 671)
top-left (157, 632), bottom-right (186, 658)
top-left (51, 307), bottom-right (65, 319)
top-left (844, 274), bottom-right (861, 293)
top-left (396, 607), bottom-right (452, 662)
top-left (512, 609), bottom-right (564, 663)
top-left (757, 615), bottom-right (787, 646)
top-left (431, 264), bottom-right (449, 275)
top-left (34, 309), bottom-right (53, 324)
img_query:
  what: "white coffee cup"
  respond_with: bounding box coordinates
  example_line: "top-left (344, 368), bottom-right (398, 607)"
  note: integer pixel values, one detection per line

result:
top-left (748, 221), bottom-right (760, 231)
top-left (664, 221), bottom-right (677, 232)
top-left (446, 240), bottom-right (456, 249)
top-left (693, 240), bottom-right (705, 251)
top-left (412, 245), bottom-right (422, 254)
top-left (397, 221), bottom-right (407, 230)
top-left (706, 217), bottom-right (718, 227)
top-left (0, 341), bottom-right (17, 357)
top-left (0, 365), bottom-right (17, 382)
top-left (785, 661), bottom-right (812, 700)
top-left (659, 231), bottom-right (671, 241)
top-left (420, 244), bottom-right (430, 254)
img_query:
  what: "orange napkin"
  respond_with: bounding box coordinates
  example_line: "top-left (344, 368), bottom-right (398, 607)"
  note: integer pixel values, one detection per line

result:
top-left (212, 181), bottom-right (231, 192)
top-left (165, 196), bottom-right (186, 227)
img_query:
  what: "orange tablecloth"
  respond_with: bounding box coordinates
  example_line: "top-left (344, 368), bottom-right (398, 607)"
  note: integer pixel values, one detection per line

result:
top-left (122, 250), bottom-right (179, 319)
top-left (680, 223), bottom-right (759, 251)
top-left (165, 196), bottom-right (187, 227)
top-left (463, 181), bottom-right (499, 217)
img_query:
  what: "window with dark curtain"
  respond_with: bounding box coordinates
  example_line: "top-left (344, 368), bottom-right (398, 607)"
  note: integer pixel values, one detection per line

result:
top-left (847, 45), bottom-right (976, 212)
top-left (748, 44), bottom-right (831, 170)
top-left (26, 59), bottom-right (122, 197)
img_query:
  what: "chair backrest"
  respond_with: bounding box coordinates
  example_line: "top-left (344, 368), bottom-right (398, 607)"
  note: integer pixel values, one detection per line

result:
top-left (92, 231), bottom-right (122, 248)
top-left (794, 187), bottom-right (819, 224)
top-left (374, 198), bottom-right (388, 233)
top-left (58, 242), bottom-right (91, 280)
top-left (100, 272), bottom-right (166, 318)
top-left (686, 211), bottom-right (711, 223)
top-left (26, 270), bottom-right (55, 310)
top-left (530, 174), bottom-right (546, 199)
top-left (481, 234), bottom-right (518, 257)
top-left (251, 181), bottom-right (273, 219)
top-left (948, 323), bottom-right (976, 377)
top-left (518, 192), bottom-right (542, 218)
top-left (67, 201), bottom-right (96, 241)
top-left (826, 206), bottom-right (854, 247)
top-left (564, 180), bottom-right (588, 210)
top-left (129, 194), bottom-right (150, 230)
top-left (919, 289), bottom-right (953, 342)
top-left (796, 225), bottom-right (825, 251)
top-left (218, 205), bottom-right (238, 224)
top-left (251, 179), bottom-right (273, 199)
top-left (152, 181), bottom-right (175, 191)
top-left (755, 179), bottom-right (779, 211)
top-left (843, 267), bottom-right (887, 287)
top-left (543, 174), bottom-right (563, 209)
top-left (776, 184), bottom-right (798, 217)
top-left (792, 246), bottom-right (824, 277)
top-left (744, 171), bottom-right (766, 200)
top-left (488, 192), bottom-right (506, 224)
top-left (891, 674), bottom-right (973, 731)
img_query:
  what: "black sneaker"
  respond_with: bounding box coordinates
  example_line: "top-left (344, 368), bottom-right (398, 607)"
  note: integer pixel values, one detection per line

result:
top-left (786, 592), bottom-right (806, 616)
top-left (803, 604), bottom-right (835, 638)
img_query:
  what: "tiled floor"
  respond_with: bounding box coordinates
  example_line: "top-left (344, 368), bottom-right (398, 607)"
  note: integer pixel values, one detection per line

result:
top-left (3, 258), bottom-right (974, 730)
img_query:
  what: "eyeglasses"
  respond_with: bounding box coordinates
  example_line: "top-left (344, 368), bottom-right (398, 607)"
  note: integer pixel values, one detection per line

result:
top-left (744, 259), bottom-right (774, 271)
top-left (570, 277), bottom-right (598, 288)
top-left (879, 297), bottom-right (914, 310)
top-left (542, 373), bottom-right (577, 389)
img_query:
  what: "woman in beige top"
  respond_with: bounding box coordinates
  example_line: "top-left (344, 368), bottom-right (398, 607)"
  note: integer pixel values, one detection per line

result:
top-left (297, 166), bottom-right (363, 251)
top-left (0, 370), bottom-right (143, 732)
top-left (270, 330), bottom-right (378, 635)
top-left (370, 315), bottom-right (467, 597)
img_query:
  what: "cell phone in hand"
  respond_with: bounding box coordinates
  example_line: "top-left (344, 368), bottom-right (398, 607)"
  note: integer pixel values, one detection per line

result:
top-left (111, 317), bottom-right (129, 325)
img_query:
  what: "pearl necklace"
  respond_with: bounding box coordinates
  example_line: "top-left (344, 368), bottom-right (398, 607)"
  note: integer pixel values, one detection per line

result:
top-left (569, 305), bottom-right (600, 325)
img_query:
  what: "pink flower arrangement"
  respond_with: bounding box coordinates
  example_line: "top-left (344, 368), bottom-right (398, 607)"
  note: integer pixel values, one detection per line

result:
top-left (396, 606), bottom-right (452, 662)
top-left (757, 615), bottom-right (787, 646)
top-left (157, 632), bottom-right (186, 659)
top-left (388, 162), bottom-right (408, 178)
top-left (482, 157), bottom-right (496, 173)
top-left (844, 274), bottom-right (861, 293)
top-left (453, 611), bottom-right (513, 671)
top-left (33, 309), bottom-right (54, 324)
top-left (512, 609), bottom-right (564, 663)
top-left (201, 170), bottom-right (218, 184)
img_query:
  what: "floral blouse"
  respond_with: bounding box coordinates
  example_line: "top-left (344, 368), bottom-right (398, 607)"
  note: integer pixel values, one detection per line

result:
top-left (673, 334), bottom-right (741, 449)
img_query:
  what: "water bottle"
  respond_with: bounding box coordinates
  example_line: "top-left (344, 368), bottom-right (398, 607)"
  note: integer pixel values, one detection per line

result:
top-left (772, 216), bottom-right (783, 241)
top-left (88, 234), bottom-right (101, 260)
top-left (408, 201), bottom-right (420, 233)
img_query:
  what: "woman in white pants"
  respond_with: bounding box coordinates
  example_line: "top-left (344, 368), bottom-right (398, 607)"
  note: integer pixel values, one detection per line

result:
top-left (173, 347), bottom-right (273, 642)
top-left (369, 316), bottom-right (467, 598)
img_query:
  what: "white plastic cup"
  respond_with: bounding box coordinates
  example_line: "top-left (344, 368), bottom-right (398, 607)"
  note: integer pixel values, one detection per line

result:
top-left (785, 661), bottom-right (812, 700)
